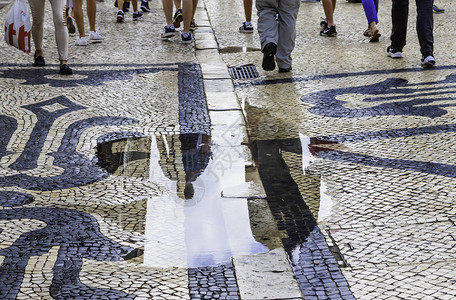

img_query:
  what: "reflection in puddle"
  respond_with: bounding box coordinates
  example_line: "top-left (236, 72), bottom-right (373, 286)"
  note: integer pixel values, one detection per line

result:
top-left (96, 134), bottom-right (268, 268)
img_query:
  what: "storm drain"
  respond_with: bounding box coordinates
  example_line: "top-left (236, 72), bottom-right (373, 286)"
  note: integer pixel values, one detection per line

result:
top-left (228, 64), bottom-right (259, 79)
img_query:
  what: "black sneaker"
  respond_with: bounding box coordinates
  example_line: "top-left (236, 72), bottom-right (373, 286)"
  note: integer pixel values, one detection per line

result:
top-left (432, 4), bottom-right (444, 13)
top-left (67, 16), bottom-right (76, 34)
top-left (117, 10), bottom-right (124, 22)
top-left (262, 42), bottom-right (277, 71)
top-left (320, 25), bottom-right (337, 37)
top-left (133, 11), bottom-right (143, 21)
top-left (239, 22), bottom-right (254, 33)
top-left (386, 45), bottom-right (403, 58)
top-left (189, 20), bottom-right (197, 31)
top-left (279, 66), bottom-right (292, 73)
top-left (33, 54), bottom-right (45, 67)
top-left (59, 64), bottom-right (73, 75)
top-left (140, 0), bottom-right (151, 12)
top-left (320, 19), bottom-right (327, 30)
top-left (114, 0), bottom-right (129, 11)
top-left (172, 8), bottom-right (183, 28)
top-left (421, 55), bottom-right (436, 68)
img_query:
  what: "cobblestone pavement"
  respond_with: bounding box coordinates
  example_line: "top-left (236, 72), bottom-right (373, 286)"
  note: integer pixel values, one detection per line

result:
top-left (1, 0), bottom-right (456, 299)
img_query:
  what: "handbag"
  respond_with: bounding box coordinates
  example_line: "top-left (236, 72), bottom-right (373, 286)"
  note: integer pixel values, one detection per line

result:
top-left (4, 0), bottom-right (31, 54)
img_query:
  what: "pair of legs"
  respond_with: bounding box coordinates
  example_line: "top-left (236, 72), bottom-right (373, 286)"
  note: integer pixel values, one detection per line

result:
top-left (163, 0), bottom-right (197, 33)
top-left (72, 0), bottom-right (98, 38)
top-left (390, 0), bottom-right (434, 57)
top-left (29, 0), bottom-right (71, 73)
top-left (256, 0), bottom-right (300, 71)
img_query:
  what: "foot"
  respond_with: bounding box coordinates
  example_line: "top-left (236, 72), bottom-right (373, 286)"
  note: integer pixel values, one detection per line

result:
top-left (140, 0), bottom-right (151, 12)
top-left (59, 64), bottom-right (73, 75)
top-left (172, 8), bottom-right (183, 28)
top-left (33, 54), bottom-right (45, 67)
top-left (239, 22), bottom-right (254, 33)
top-left (320, 25), bottom-right (337, 37)
top-left (421, 55), bottom-right (436, 68)
top-left (181, 32), bottom-right (193, 44)
top-left (133, 11), bottom-right (143, 21)
top-left (75, 37), bottom-right (88, 46)
top-left (89, 30), bottom-right (103, 42)
top-left (369, 25), bottom-right (381, 42)
top-left (262, 42), bottom-right (277, 71)
top-left (161, 24), bottom-right (176, 39)
top-left (67, 16), bottom-right (76, 34)
top-left (117, 10), bottom-right (124, 23)
top-left (279, 66), bottom-right (292, 73)
top-left (386, 45), bottom-right (403, 58)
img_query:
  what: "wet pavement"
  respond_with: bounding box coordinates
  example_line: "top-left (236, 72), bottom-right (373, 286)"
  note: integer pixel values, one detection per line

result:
top-left (1, 0), bottom-right (456, 299)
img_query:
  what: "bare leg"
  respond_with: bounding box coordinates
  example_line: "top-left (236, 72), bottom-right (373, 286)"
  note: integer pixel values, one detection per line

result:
top-left (162, 0), bottom-right (173, 24)
top-left (73, 0), bottom-right (85, 37)
top-left (243, 0), bottom-right (252, 22)
top-left (86, 0), bottom-right (96, 31)
top-left (321, 0), bottom-right (334, 26)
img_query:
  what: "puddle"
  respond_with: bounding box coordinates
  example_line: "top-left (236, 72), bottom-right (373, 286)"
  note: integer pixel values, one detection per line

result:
top-left (96, 134), bottom-right (269, 268)
top-left (219, 46), bottom-right (261, 54)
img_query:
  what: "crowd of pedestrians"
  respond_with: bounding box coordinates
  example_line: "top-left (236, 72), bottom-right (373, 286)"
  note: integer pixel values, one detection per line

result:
top-left (25, 0), bottom-right (443, 75)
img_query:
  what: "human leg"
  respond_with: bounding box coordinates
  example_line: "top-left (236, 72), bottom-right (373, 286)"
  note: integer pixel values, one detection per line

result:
top-left (72, 0), bottom-right (86, 40)
top-left (276, 0), bottom-right (300, 70)
top-left (49, 0), bottom-right (72, 73)
top-left (416, 0), bottom-right (434, 57)
top-left (256, 0), bottom-right (278, 70)
top-left (390, 0), bottom-right (408, 51)
top-left (240, 0), bottom-right (253, 33)
top-left (29, 0), bottom-right (45, 58)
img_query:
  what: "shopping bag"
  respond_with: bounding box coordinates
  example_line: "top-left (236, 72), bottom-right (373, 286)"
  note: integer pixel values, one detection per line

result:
top-left (4, 0), bottom-right (31, 54)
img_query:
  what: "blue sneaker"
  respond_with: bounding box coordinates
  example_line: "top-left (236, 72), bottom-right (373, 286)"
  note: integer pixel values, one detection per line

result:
top-left (181, 32), bottom-right (193, 44)
top-left (140, 0), bottom-right (151, 12)
top-left (161, 24), bottom-right (176, 38)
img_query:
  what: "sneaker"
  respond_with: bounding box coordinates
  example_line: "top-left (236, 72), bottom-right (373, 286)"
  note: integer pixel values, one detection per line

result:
top-left (89, 30), bottom-right (103, 42)
top-left (320, 19), bottom-right (327, 30)
top-left (67, 16), bottom-right (76, 34)
top-left (133, 11), bottom-right (143, 21)
top-left (33, 54), bottom-right (45, 67)
top-left (161, 24), bottom-right (176, 38)
top-left (181, 32), bottom-right (193, 44)
top-left (320, 25), bottom-right (337, 37)
top-left (432, 4), bottom-right (444, 13)
top-left (117, 10), bottom-right (124, 23)
top-left (239, 22), bottom-right (254, 33)
top-left (114, 0), bottom-right (129, 11)
top-left (279, 66), bottom-right (292, 73)
top-left (189, 20), bottom-right (197, 31)
top-left (140, 0), bottom-right (151, 12)
top-left (421, 55), bottom-right (436, 68)
top-left (75, 36), bottom-right (88, 46)
top-left (262, 42), bottom-right (277, 71)
top-left (172, 8), bottom-right (183, 28)
top-left (386, 45), bottom-right (403, 58)
top-left (59, 64), bottom-right (73, 75)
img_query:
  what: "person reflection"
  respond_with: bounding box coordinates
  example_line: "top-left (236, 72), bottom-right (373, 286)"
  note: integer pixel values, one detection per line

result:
top-left (179, 133), bottom-right (211, 200)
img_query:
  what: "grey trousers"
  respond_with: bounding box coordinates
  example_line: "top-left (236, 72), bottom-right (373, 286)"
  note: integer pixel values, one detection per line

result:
top-left (256, 0), bottom-right (300, 69)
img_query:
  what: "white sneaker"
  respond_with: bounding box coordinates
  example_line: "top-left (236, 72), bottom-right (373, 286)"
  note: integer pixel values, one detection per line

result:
top-left (421, 55), bottom-right (436, 68)
top-left (75, 37), bottom-right (88, 46)
top-left (89, 30), bottom-right (103, 42)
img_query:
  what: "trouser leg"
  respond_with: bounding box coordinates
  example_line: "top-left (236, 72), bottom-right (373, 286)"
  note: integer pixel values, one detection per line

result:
top-left (276, 0), bottom-right (300, 69)
top-left (50, 0), bottom-right (69, 61)
top-left (256, 0), bottom-right (278, 50)
top-left (416, 0), bottom-right (434, 56)
top-left (362, 0), bottom-right (378, 24)
top-left (29, 0), bottom-right (46, 53)
top-left (390, 0), bottom-right (408, 51)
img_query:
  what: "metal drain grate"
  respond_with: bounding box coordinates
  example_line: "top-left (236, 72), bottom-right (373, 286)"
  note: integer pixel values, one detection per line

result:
top-left (228, 64), bottom-right (259, 79)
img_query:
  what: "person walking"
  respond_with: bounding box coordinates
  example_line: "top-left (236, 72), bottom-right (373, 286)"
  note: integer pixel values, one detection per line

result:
top-left (320, 0), bottom-right (337, 36)
top-left (29, 0), bottom-right (72, 74)
top-left (256, 0), bottom-right (300, 73)
top-left (387, 0), bottom-right (436, 67)
top-left (117, 0), bottom-right (143, 22)
top-left (239, 0), bottom-right (254, 33)
top-left (362, 0), bottom-right (380, 42)
top-left (71, 0), bottom-right (104, 45)
top-left (161, 0), bottom-right (197, 43)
